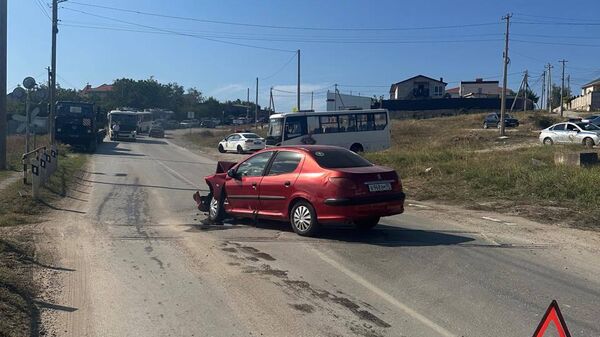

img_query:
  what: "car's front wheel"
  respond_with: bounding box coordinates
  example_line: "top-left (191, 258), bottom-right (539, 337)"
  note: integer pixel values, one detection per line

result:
top-left (354, 217), bottom-right (380, 230)
top-left (543, 137), bottom-right (554, 146)
top-left (208, 194), bottom-right (225, 223)
top-left (218, 144), bottom-right (226, 153)
top-left (290, 201), bottom-right (320, 236)
top-left (237, 145), bottom-right (244, 154)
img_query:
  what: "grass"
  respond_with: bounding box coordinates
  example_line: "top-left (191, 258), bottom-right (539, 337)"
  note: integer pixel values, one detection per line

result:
top-left (0, 143), bottom-right (88, 336)
top-left (365, 112), bottom-right (599, 228)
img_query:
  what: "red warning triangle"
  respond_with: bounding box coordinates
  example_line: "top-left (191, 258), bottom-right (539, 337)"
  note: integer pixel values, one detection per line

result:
top-left (532, 300), bottom-right (572, 337)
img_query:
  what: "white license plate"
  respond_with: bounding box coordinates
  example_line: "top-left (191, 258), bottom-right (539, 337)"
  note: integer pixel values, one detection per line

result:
top-left (368, 183), bottom-right (392, 192)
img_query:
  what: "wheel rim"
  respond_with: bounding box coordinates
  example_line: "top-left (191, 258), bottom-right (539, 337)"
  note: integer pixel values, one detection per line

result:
top-left (209, 197), bottom-right (219, 218)
top-left (293, 205), bottom-right (311, 232)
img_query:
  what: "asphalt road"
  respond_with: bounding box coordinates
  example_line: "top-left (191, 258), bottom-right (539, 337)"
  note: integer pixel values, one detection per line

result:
top-left (41, 134), bottom-right (600, 337)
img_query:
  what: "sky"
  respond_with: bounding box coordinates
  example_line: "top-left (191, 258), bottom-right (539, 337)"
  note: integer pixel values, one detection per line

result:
top-left (7, 0), bottom-right (600, 111)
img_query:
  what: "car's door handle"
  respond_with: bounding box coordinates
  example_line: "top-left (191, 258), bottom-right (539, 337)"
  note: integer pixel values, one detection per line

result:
top-left (284, 181), bottom-right (291, 187)
top-left (252, 182), bottom-right (257, 189)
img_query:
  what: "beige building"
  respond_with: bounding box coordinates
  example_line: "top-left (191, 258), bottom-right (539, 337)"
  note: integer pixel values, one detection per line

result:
top-left (569, 78), bottom-right (600, 111)
top-left (389, 75), bottom-right (446, 100)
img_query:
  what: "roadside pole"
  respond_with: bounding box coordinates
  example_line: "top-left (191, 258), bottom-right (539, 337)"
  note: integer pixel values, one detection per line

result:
top-left (255, 77), bottom-right (258, 129)
top-left (296, 49), bottom-right (300, 111)
top-left (0, 0), bottom-right (7, 169)
top-left (559, 59), bottom-right (567, 117)
top-left (523, 70), bottom-right (528, 112)
top-left (499, 13), bottom-right (512, 137)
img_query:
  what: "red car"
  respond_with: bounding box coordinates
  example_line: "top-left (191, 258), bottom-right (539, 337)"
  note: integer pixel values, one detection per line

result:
top-left (193, 145), bottom-right (405, 236)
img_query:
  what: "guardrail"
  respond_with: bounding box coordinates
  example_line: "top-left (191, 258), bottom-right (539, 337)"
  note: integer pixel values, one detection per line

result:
top-left (22, 145), bottom-right (58, 199)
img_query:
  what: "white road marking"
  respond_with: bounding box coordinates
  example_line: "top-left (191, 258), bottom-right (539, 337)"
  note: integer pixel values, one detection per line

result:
top-left (408, 203), bottom-right (430, 209)
top-left (155, 159), bottom-right (198, 187)
top-left (481, 216), bottom-right (502, 222)
top-left (312, 249), bottom-right (457, 337)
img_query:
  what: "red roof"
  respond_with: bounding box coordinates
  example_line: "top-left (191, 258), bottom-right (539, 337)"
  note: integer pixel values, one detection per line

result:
top-left (446, 87), bottom-right (460, 94)
top-left (82, 84), bottom-right (113, 94)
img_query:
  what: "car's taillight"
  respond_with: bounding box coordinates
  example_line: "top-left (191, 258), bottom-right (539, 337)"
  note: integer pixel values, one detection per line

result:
top-left (328, 177), bottom-right (357, 190)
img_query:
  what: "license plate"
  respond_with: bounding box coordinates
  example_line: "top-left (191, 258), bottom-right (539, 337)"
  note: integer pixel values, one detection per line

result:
top-left (368, 183), bottom-right (391, 192)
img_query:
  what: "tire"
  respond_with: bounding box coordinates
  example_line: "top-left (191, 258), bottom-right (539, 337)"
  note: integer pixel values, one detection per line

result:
top-left (350, 143), bottom-right (364, 153)
top-left (218, 144), bottom-right (226, 153)
top-left (237, 145), bottom-right (244, 154)
top-left (290, 200), bottom-right (320, 236)
top-left (354, 217), bottom-right (380, 231)
top-left (207, 194), bottom-right (225, 223)
top-left (583, 137), bottom-right (594, 148)
top-left (543, 137), bottom-right (554, 146)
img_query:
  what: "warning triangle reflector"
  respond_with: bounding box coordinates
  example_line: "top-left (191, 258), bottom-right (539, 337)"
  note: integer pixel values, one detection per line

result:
top-left (532, 300), bottom-right (572, 337)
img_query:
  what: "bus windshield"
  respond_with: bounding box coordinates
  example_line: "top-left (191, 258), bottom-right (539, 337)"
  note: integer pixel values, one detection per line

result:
top-left (111, 114), bottom-right (138, 126)
top-left (267, 118), bottom-right (283, 145)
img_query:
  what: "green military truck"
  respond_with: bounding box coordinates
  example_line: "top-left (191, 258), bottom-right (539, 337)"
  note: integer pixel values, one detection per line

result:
top-left (55, 101), bottom-right (107, 152)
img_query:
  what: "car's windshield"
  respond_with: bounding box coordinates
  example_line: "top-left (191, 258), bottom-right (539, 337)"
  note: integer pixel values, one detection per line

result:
top-left (577, 122), bottom-right (600, 131)
top-left (311, 149), bottom-right (373, 168)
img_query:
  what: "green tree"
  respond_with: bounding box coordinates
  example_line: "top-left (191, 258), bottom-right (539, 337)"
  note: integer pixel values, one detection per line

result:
top-left (518, 88), bottom-right (539, 103)
top-left (550, 84), bottom-right (571, 109)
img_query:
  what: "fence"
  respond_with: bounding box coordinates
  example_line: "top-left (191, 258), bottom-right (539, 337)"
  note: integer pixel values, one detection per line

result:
top-left (22, 145), bottom-right (58, 199)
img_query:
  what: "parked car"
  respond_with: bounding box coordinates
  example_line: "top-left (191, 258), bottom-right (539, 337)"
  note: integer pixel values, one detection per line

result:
top-left (165, 120), bottom-right (180, 130)
top-left (581, 115), bottom-right (600, 125)
top-left (193, 146), bottom-right (406, 236)
top-left (218, 133), bottom-right (266, 153)
top-left (200, 120), bottom-right (217, 128)
top-left (539, 122), bottom-right (600, 147)
top-left (148, 125), bottom-right (165, 138)
top-left (483, 113), bottom-right (519, 129)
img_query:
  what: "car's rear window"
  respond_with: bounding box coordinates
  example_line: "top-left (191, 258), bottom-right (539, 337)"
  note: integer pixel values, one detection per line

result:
top-left (243, 133), bottom-right (260, 138)
top-left (310, 149), bottom-right (373, 168)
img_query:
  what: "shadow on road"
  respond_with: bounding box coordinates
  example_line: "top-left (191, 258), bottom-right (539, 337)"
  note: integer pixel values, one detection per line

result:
top-left (80, 178), bottom-right (205, 192)
top-left (135, 137), bottom-right (168, 145)
top-left (190, 218), bottom-right (475, 247)
top-left (95, 141), bottom-right (146, 157)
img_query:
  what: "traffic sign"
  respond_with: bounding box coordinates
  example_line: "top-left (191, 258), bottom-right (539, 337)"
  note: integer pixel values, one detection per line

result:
top-left (531, 300), bottom-right (572, 337)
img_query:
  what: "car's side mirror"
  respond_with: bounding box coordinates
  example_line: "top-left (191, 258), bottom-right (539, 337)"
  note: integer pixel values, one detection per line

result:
top-left (227, 168), bottom-right (239, 180)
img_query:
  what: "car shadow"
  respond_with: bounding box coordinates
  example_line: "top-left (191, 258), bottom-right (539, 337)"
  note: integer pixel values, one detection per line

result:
top-left (95, 141), bottom-right (146, 157)
top-left (195, 218), bottom-right (475, 247)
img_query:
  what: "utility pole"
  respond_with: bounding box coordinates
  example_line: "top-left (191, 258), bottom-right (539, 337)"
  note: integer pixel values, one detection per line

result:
top-left (0, 0), bottom-right (7, 169)
top-left (540, 70), bottom-right (546, 110)
top-left (499, 13), bottom-right (512, 137)
top-left (49, 0), bottom-right (61, 144)
top-left (510, 71), bottom-right (525, 112)
top-left (334, 84), bottom-right (338, 110)
top-left (546, 63), bottom-right (553, 112)
top-left (296, 49), bottom-right (300, 111)
top-left (523, 70), bottom-right (528, 112)
top-left (559, 59), bottom-right (567, 117)
top-left (311, 91), bottom-right (314, 111)
top-left (246, 87), bottom-right (250, 119)
top-left (268, 87), bottom-right (274, 114)
top-left (255, 77), bottom-right (258, 129)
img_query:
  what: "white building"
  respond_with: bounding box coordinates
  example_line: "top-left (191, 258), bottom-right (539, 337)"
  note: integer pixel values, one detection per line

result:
top-left (326, 92), bottom-right (375, 111)
top-left (389, 75), bottom-right (446, 100)
top-left (568, 78), bottom-right (600, 111)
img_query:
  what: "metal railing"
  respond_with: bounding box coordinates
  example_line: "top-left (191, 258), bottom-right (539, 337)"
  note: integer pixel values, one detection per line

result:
top-left (22, 145), bottom-right (58, 199)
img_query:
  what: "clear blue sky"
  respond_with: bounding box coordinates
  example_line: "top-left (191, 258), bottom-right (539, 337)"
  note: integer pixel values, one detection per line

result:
top-left (8, 0), bottom-right (600, 111)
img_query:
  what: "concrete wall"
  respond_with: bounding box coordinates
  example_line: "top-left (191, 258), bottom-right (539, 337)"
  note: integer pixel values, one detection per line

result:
top-left (569, 91), bottom-right (600, 111)
top-left (326, 92), bottom-right (374, 111)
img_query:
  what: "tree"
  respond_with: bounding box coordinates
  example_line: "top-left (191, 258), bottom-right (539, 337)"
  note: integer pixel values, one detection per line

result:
top-left (518, 88), bottom-right (539, 104)
top-left (550, 84), bottom-right (571, 109)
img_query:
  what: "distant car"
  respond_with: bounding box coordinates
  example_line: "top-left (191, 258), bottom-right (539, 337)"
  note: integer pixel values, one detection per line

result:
top-left (483, 113), bottom-right (519, 129)
top-left (218, 133), bottom-right (266, 154)
top-left (539, 122), bottom-right (600, 147)
top-left (165, 120), bottom-right (180, 129)
top-left (200, 120), bottom-right (217, 128)
top-left (193, 146), bottom-right (405, 236)
top-left (149, 125), bottom-right (165, 138)
top-left (581, 115), bottom-right (600, 125)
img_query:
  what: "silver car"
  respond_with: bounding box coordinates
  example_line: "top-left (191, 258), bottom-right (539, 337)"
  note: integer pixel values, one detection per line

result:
top-left (539, 122), bottom-right (600, 147)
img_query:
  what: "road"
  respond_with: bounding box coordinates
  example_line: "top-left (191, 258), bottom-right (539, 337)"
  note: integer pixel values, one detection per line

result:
top-left (39, 134), bottom-right (600, 337)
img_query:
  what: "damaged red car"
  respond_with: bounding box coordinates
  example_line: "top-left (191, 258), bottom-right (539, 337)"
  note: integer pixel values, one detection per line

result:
top-left (193, 145), bottom-right (405, 236)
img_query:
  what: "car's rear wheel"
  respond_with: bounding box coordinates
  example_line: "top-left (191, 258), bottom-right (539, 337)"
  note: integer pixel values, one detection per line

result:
top-left (218, 144), bottom-right (226, 153)
top-left (350, 143), bottom-right (364, 153)
top-left (237, 145), bottom-right (244, 154)
top-left (354, 217), bottom-right (380, 230)
top-left (583, 137), bottom-right (594, 148)
top-left (290, 201), bottom-right (320, 236)
top-left (543, 137), bottom-right (554, 146)
top-left (208, 194), bottom-right (225, 223)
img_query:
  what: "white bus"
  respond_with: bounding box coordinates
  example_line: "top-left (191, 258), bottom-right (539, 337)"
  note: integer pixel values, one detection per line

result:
top-left (136, 111), bottom-right (153, 133)
top-left (108, 110), bottom-right (138, 141)
top-left (266, 109), bottom-right (391, 152)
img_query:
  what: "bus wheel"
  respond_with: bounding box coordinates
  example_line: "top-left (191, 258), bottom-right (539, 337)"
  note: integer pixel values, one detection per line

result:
top-left (350, 143), bottom-right (364, 153)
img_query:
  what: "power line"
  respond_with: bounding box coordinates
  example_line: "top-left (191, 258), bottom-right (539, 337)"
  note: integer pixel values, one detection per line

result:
top-left (260, 53), bottom-right (297, 80)
top-left (34, 0), bottom-right (51, 21)
top-left (59, 23), bottom-right (503, 45)
top-left (513, 20), bottom-right (600, 26)
top-left (512, 39), bottom-right (600, 48)
top-left (60, 7), bottom-right (296, 53)
top-left (66, 1), bottom-right (501, 32)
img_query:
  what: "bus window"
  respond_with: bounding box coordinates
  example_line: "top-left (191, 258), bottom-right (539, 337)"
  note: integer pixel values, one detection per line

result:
top-left (284, 116), bottom-right (307, 140)
top-left (357, 114), bottom-right (375, 131)
top-left (374, 113), bottom-right (387, 130)
top-left (307, 116), bottom-right (320, 134)
top-left (338, 114), bottom-right (356, 132)
top-left (320, 115), bottom-right (338, 133)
